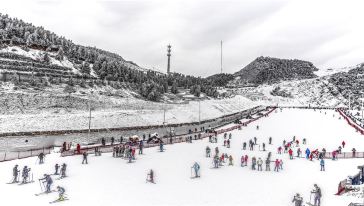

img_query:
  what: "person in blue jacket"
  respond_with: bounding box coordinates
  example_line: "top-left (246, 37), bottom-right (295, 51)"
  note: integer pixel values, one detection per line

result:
top-left (191, 162), bottom-right (200, 178)
top-left (305, 148), bottom-right (311, 159)
top-left (320, 159), bottom-right (325, 171)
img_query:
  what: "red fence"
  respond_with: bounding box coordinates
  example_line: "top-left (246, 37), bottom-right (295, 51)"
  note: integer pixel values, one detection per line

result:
top-left (337, 109), bottom-right (364, 135)
top-left (0, 147), bottom-right (52, 162)
top-left (61, 107), bottom-right (277, 156)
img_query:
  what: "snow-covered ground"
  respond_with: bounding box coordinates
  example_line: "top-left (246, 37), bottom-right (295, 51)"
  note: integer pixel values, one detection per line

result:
top-left (0, 93), bottom-right (258, 133)
top-left (1, 108), bottom-right (364, 206)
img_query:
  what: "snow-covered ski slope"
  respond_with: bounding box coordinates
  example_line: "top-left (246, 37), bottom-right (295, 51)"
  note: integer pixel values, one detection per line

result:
top-left (1, 108), bottom-right (364, 206)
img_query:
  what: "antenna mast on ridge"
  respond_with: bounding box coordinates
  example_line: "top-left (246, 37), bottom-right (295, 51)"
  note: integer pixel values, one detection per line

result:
top-left (220, 40), bottom-right (223, 73)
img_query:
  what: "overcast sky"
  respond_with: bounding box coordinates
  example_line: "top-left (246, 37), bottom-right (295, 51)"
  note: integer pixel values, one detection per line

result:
top-left (2, 0), bottom-right (364, 77)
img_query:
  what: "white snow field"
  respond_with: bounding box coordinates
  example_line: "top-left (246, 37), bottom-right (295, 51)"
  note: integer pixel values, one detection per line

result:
top-left (1, 108), bottom-right (364, 206)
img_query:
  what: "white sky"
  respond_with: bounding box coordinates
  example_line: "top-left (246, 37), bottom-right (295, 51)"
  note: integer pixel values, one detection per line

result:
top-left (1, 0), bottom-right (364, 77)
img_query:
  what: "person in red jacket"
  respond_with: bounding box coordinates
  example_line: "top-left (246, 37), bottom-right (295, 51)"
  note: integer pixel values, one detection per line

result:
top-left (244, 155), bottom-right (248, 166)
top-left (76, 144), bottom-right (81, 154)
top-left (288, 149), bottom-right (293, 159)
top-left (342, 141), bottom-right (346, 148)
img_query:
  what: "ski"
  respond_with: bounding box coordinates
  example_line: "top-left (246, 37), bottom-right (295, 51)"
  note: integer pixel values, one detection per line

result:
top-left (18, 180), bottom-right (35, 185)
top-left (35, 190), bottom-right (57, 196)
top-left (6, 181), bottom-right (19, 184)
top-left (306, 202), bottom-right (314, 206)
top-left (49, 198), bottom-right (69, 204)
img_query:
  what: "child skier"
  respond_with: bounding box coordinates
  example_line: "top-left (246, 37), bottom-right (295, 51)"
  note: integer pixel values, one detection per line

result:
top-left (292, 193), bottom-right (303, 206)
top-left (56, 186), bottom-right (66, 201)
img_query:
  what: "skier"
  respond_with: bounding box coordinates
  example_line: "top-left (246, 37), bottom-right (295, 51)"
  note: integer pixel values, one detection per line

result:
top-left (228, 155), bottom-right (233, 166)
top-left (12, 165), bottom-right (19, 183)
top-left (322, 148), bottom-right (326, 157)
top-left (288, 148), bottom-right (293, 160)
top-left (265, 158), bottom-right (271, 171)
top-left (244, 155), bottom-right (248, 166)
top-left (224, 139), bottom-right (227, 146)
top-left (76, 144), bottom-right (81, 154)
top-left (40, 174), bottom-right (53, 193)
top-left (21, 166), bottom-right (31, 184)
top-left (256, 125), bottom-right (259, 130)
top-left (206, 146), bottom-right (211, 157)
top-left (191, 162), bottom-right (200, 178)
top-left (215, 147), bottom-right (219, 156)
top-left (241, 155), bottom-right (245, 167)
top-left (297, 148), bottom-right (302, 157)
top-left (56, 186), bottom-right (66, 201)
top-left (283, 140), bottom-right (286, 146)
top-left (257, 158), bottom-right (263, 171)
top-left (292, 193), bottom-right (303, 206)
top-left (278, 146), bottom-right (282, 154)
top-left (320, 159), bottom-right (325, 171)
top-left (60, 163), bottom-right (67, 178)
top-left (269, 137), bottom-right (272, 145)
top-left (254, 137), bottom-right (257, 145)
top-left (227, 139), bottom-right (230, 148)
top-left (229, 133), bottom-right (232, 139)
top-left (147, 169), bottom-right (154, 183)
top-left (332, 150), bottom-right (337, 160)
top-left (54, 164), bottom-right (60, 175)
top-left (139, 140), bottom-right (144, 155)
top-left (101, 137), bottom-right (106, 146)
top-left (159, 142), bottom-right (164, 152)
top-left (38, 152), bottom-right (45, 164)
top-left (342, 141), bottom-right (345, 148)
top-left (274, 159), bottom-right (280, 172)
top-left (213, 155), bottom-right (219, 168)
top-left (279, 159), bottom-right (284, 170)
top-left (352, 148), bottom-right (357, 157)
top-left (311, 184), bottom-right (322, 206)
top-left (303, 138), bottom-right (306, 145)
top-left (305, 148), bottom-right (311, 159)
top-left (295, 140), bottom-right (299, 147)
top-left (82, 151), bottom-right (88, 164)
top-left (252, 157), bottom-right (256, 170)
top-left (243, 142), bottom-right (247, 150)
top-left (262, 143), bottom-right (266, 151)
